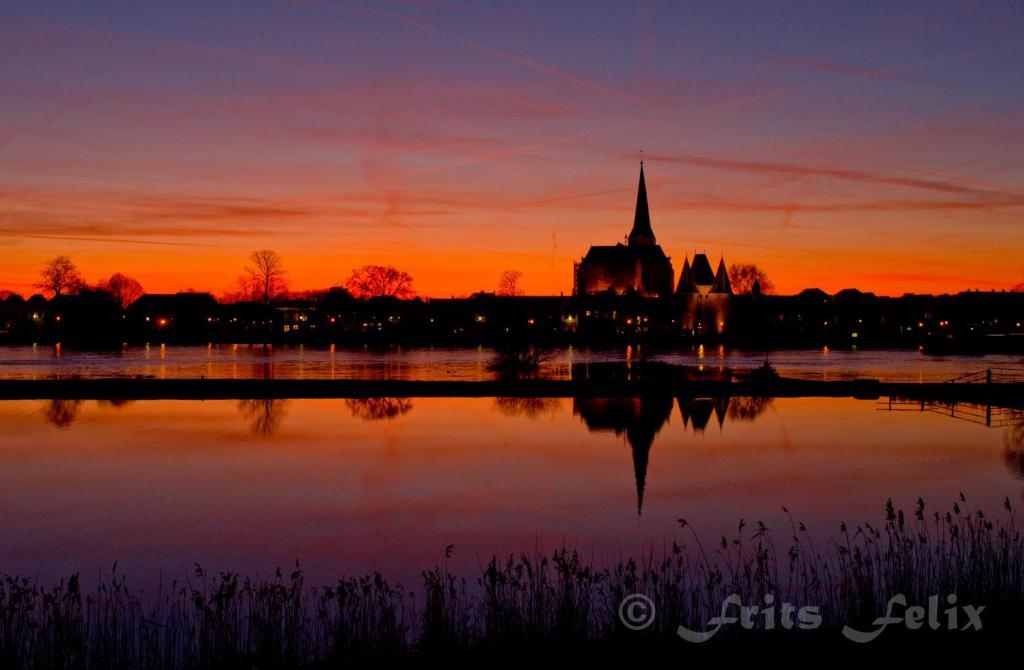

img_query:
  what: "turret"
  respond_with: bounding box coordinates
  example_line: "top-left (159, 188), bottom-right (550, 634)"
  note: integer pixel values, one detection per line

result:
top-left (676, 255), bottom-right (697, 295)
top-left (711, 257), bottom-right (732, 294)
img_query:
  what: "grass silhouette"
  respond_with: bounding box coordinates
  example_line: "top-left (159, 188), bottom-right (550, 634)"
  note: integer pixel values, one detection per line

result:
top-left (2, 496), bottom-right (1022, 667)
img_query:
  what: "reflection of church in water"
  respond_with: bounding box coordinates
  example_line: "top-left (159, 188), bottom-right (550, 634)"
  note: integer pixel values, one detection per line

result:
top-left (573, 395), bottom-right (771, 515)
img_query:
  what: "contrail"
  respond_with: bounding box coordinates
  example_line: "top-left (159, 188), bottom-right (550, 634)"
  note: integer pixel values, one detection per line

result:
top-left (647, 153), bottom-right (1022, 199)
top-left (3, 233), bottom-right (218, 247)
top-left (279, 0), bottom-right (645, 103)
top-left (713, 46), bottom-right (988, 92)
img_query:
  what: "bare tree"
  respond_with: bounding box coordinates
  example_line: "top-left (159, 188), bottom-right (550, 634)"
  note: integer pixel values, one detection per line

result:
top-left (345, 265), bottom-right (415, 299)
top-left (237, 399), bottom-right (289, 435)
top-left (36, 256), bottom-right (83, 297)
top-left (492, 397), bottom-right (560, 418)
top-left (496, 269), bottom-right (524, 296)
top-left (103, 273), bottom-right (144, 310)
top-left (43, 399), bottom-right (83, 427)
top-left (345, 397), bottom-right (414, 421)
top-left (1013, 281), bottom-right (1024, 292)
top-left (244, 249), bottom-right (287, 303)
top-left (234, 274), bottom-right (261, 302)
top-left (728, 263), bottom-right (774, 295)
top-left (726, 396), bottom-right (774, 421)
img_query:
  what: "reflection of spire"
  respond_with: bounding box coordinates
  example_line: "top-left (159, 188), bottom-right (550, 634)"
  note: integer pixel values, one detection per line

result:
top-left (677, 395), bottom-right (774, 434)
top-left (680, 397), bottom-right (716, 432)
top-left (573, 395), bottom-right (672, 515)
top-left (629, 430), bottom-right (650, 515)
top-left (714, 396), bottom-right (730, 428)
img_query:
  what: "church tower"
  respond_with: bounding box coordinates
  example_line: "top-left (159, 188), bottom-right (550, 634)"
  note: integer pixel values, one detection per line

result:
top-left (627, 163), bottom-right (656, 247)
top-left (573, 164), bottom-right (674, 297)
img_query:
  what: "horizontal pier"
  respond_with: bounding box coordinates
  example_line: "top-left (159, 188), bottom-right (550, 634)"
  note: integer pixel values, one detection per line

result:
top-left (0, 378), bottom-right (1022, 405)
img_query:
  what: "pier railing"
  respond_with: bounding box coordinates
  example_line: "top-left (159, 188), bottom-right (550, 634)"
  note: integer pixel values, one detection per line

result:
top-left (943, 367), bottom-right (1024, 384)
top-left (877, 396), bottom-right (1023, 428)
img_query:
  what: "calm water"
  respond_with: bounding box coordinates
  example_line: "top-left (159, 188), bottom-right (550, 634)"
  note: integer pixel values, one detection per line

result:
top-left (1, 395), bottom-right (1021, 587)
top-left (1, 344), bottom-right (1022, 381)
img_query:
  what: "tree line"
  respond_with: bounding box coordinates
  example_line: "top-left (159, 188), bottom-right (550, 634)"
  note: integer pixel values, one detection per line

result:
top-left (9, 253), bottom-right (1024, 304)
top-left (10, 252), bottom-right (544, 307)
top-left (34, 256), bottom-right (144, 309)
top-left (6, 252), bottom-right (791, 306)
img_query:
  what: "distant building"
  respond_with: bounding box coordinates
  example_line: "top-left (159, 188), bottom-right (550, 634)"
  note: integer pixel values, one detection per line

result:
top-left (574, 164), bottom-right (675, 298)
top-left (573, 163), bottom-right (733, 336)
top-left (128, 292), bottom-right (217, 342)
top-left (677, 253), bottom-right (732, 334)
top-left (0, 293), bottom-right (46, 342)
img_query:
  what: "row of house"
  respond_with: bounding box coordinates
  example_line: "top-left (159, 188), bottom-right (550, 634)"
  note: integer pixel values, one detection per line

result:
top-left (2, 285), bottom-right (1022, 350)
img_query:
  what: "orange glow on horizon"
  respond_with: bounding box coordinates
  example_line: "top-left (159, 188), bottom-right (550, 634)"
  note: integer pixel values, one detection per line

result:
top-left (1, 190), bottom-right (1018, 300)
top-left (1, 4), bottom-right (1022, 299)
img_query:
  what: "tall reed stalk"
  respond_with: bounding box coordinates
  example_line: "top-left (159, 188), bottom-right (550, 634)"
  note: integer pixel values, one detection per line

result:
top-left (2, 497), bottom-right (1022, 668)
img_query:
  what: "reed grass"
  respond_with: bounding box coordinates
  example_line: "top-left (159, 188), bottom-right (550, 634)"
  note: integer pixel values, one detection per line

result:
top-left (2, 496), bottom-right (1022, 668)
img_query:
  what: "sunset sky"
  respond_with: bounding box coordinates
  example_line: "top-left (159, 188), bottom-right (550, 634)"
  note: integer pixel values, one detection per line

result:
top-left (2, 0), bottom-right (1023, 298)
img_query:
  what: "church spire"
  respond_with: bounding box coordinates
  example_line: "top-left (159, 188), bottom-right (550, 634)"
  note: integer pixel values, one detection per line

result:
top-left (711, 256), bottom-right (733, 294)
top-left (676, 255), bottom-right (697, 295)
top-left (628, 163), bottom-right (656, 246)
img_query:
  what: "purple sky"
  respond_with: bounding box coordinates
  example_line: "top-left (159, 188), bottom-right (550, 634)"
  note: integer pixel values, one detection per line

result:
top-left (2, 0), bottom-right (1023, 296)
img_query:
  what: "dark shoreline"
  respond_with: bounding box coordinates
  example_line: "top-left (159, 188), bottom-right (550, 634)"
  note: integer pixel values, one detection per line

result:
top-left (1, 377), bottom-right (1023, 404)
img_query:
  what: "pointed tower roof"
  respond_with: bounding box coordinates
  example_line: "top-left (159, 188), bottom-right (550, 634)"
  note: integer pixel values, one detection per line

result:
top-left (627, 163), bottom-right (656, 246)
top-left (629, 432), bottom-right (650, 516)
top-left (711, 256), bottom-right (733, 294)
top-left (676, 255), bottom-right (697, 295)
top-left (678, 396), bottom-right (691, 428)
top-left (689, 399), bottom-right (715, 432)
top-left (690, 253), bottom-right (715, 287)
top-left (714, 396), bottom-right (730, 428)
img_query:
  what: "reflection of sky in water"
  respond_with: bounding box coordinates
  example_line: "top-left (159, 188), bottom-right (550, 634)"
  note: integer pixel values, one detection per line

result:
top-left (1, 396), bottom-right (1021, 588)
top-left (2, 345), bottom-right (1023, 382)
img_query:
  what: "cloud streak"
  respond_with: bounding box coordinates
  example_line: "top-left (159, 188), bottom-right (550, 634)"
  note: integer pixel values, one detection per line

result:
top-left (661, 196), bottom-right (1024, 214)
top-left (5, 233), bottom-right (213, 247)
top-left (715, 46), bottom-right (980, 91)
top-left (648, 153), bottom-right (1024, 199)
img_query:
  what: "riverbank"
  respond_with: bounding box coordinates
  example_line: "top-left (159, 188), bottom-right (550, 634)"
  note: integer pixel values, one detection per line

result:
top-left (3, 344), bottom-right (1023, 385)
top-left (2, 376), bottom-right (1023, 405)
